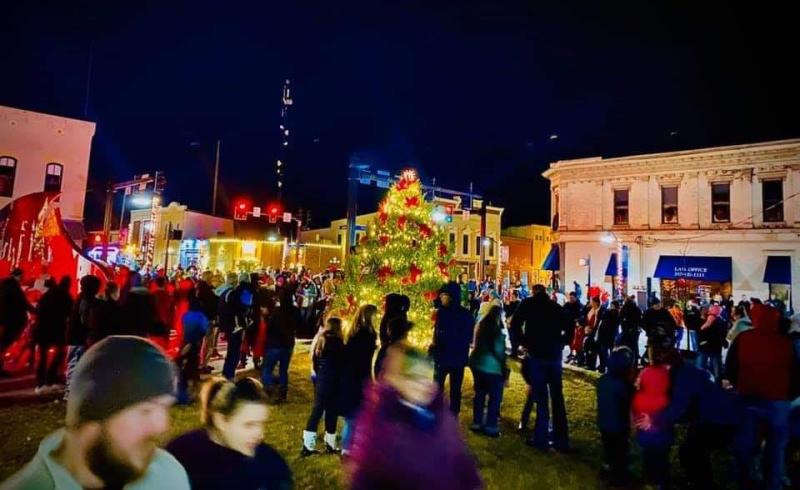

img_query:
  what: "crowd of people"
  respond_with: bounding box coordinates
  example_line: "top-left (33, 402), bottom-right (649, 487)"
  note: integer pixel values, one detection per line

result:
top-left (1, 263), bottom-right (799, 489)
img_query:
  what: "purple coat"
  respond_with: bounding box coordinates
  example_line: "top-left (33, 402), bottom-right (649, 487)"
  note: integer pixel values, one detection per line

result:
top-left (349, 383), bottom-right (482, 490)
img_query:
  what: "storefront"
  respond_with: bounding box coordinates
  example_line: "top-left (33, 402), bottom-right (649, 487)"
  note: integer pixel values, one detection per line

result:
top-left (541, 243), bottom-right (560, 291)
top-left (654, 255), bottom-right (732, 303)
top-left (764, 255), bottom-right (792, 310)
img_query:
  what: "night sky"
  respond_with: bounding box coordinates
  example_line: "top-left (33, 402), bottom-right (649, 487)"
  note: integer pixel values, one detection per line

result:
top-left (3, 1), bottom-right (798, 229)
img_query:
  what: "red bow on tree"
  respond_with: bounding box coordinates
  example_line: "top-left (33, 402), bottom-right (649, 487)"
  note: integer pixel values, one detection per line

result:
top-left (424, 290), bottom-right (439, 302)
top-left (438, 243), bottom-right (448, 257)
top-left (408, 263), bottom-right (423, 284)
top-left (418, 223), bottom-right (431, 238)
top-left (377, 265), bottom-right (393, 282)
top-left (379, 235), bottom-right (390, 247)
top-left (347, 294), bottom-right (357, 307)
top-left (405, 196), bottom-right (420, 208)
top-left (397, 216), bottom-right (407, 230)
top-left (359, 235), bottom-right (369, 245)
top-left (379, 211), bottom-right (389, 226)
top-left (437, 261), bottom-right (449, 276)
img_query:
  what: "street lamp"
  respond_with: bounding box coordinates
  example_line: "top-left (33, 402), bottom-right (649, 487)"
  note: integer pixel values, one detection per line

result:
top-left (578, 254), bottom-right (591, 302)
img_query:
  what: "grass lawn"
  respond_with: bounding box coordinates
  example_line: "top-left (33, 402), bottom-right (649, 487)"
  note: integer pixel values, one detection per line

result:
top-left (0, 344), bottom-right (727, 489)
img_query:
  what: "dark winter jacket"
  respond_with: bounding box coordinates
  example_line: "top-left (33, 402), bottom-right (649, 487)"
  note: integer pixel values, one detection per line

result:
top-left (379, 293), bottom-right (410, 347)
top-left (725, 304), bottom-right (798, 401)
top-left (341, 328), bottom-right (378, 417)
top-left (66, 277), bottom-right (101, 346)
top-left (597, 308), bottom-right (620, 346)
top-left (642, 307), bottom-right (676, 339)
top-left (312, 333), bottom-right (345, 396)
top-left (120, 287), bottom-right (157, 337)
top-left (431, 282), bottom-right (475, 368)
top-left (166, 429), bottom-right (291, 490)
top-left (195, 280), bottom-right (218, 322)
top-left (698, 316), bottom-right (726, 355)
top-left (596, 352), bottom-right (633, 433)
top-left (349, 383), bottom-right (482, 490)
top-left (620, 300), bottom-right (642, 336)
top-left (88, 297), bottom-right (124, 345)
top-left (34, 286), bottom-right (73, 346)
top-left (216, 284), bottom-right (236, 334)
top-left (511, 292), bottom-right (572, 361)
top-left (266, 303), bottom-right (301, 349)
top-left (0, 277), bottom-right (33, 341)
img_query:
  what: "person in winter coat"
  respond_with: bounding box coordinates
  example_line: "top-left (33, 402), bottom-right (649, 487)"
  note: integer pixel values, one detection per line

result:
top-left (619, 296), bottom-right (642, 361)
top-left (510, 284), bottom-right (573, 451)
top-left (724, 303), bottom-right (798, 490)
top-left (222, 273), bottom-right (253, 380)
top-left (596, 300), bottom-right (620, 373)
top-left (263, 288), bottom-right (301, 401)
top-left (119, 272), bottom-right (156, 338)
top-left (196, 271), bottom-right (221, 371)
top-left (177, 298), bottom-right (210, 404)
top-left (596, 346), bottom-right (634, 486)
top-left (151, 276), bottom-right (174, 346)
top-left (727, 303), bottom-right (752, 344)
top-left (340, 304), bottom-right (378, 456)
top-left (562, 292), bottom-right (583, 364)
top-left (347, 343), bottom-right (482, 490)
top-left (697, 304), bottom-right (727, 382)
top-left (0, 268), bottom-right (35, 369)
top-left (430, 281), bottom-right (475, 416)
top-left (468, 305), bottom-right (507, 438)
top-left (581, 296), bottom-right (605, 370)
top-left (167, 377), bottom-right (292, 490)
top-left (33, 277), bottom-right (73, 393)
top-left (87, 282), bottom-right (124, 345)
top-left (302, 317), bottom-right (346, 455)
top-left (374, 293), bottom-right (410, 377)
top-left (63, 275), bottom-right (101, 400)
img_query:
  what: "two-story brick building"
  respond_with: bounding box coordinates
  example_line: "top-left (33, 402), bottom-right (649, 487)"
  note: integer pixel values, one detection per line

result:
top-left (543, 139), bottom-right (800, 309)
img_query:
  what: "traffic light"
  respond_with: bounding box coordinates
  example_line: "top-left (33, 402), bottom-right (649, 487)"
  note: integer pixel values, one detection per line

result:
top-left (267, 202), bottom-right (282, 224)
top-left (444, 204), bottom-right (454, 223)
top-left (234, 201), bottom-right (248, 220)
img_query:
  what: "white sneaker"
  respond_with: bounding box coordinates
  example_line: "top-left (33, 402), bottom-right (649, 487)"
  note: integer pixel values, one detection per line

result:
top-left (49, 384), bottom-right (65, 393)
top-left (34, 386), bottom-right (47, 395)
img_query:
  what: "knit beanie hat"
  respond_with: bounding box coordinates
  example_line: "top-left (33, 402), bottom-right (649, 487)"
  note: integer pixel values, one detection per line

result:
top-left (66, 336), bottom-right (176, 427)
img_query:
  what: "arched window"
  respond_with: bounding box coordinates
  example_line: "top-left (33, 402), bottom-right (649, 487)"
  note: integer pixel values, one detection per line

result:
top-left (0, 156), bottom-right (17, 197)
top-left (44, 163), bottom-right (63, 193)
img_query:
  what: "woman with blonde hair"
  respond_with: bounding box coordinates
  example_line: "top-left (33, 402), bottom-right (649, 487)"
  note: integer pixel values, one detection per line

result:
top-left (167, 377), bottom-right (291, 489)
top-left (340, 304), bottom-right (379, 455)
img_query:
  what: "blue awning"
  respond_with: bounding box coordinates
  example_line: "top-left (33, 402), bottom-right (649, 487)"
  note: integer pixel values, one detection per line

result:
top-left (654, 255), bottom-right (732, 282)
top-left (605, 253), bottom-right (619, 276)
top-left (542, 244), bottom-right (560, 271)
top-left (764, 256), bottom-right (791, 284)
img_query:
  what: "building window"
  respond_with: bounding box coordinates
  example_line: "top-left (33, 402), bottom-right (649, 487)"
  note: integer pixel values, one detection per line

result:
top-left (762, 180), bottom-right (784, 222)
top-left (476, 236), bottom-right (482, 256)
top-left (337, 234), bottom-right (342, 245)
top-left (44, 163), bottom-right (63, 193)
top-left (449, 232), bottom-right (455, 245)
top-left (0, 156), bottom-right (17, 197)
top-left (711, 183), bottom-right (730, 223)
top-left (462, 234), bottom-right (469, 255)
top-left (488, 237), bottom-right (494, 257)
top-left (661, 186), bottom-right (678, 224)
top-left (613, 189), bottom-right (629, 225)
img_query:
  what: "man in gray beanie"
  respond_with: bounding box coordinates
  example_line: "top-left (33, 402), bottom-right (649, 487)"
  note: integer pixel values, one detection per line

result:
top-left (2, 336), bottom-right (189, 490)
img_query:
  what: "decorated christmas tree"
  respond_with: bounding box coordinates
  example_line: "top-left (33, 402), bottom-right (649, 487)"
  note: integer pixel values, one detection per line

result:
top-left (333, 169), bottom-right (455, 346)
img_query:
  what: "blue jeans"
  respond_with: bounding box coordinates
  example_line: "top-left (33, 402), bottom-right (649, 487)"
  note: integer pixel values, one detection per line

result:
top-left (696, 352), bottom-right (722, 382)
top-left (222, 329), bottom-right (243, 380)
top-left (526, 357), bottom-right (569, 450)
top-left (262, 347), bottom-right (293, 391)
top-left (64, 345), bottom-right (86, 399)
top-left (434, 365), bottom-right (465, 415)
top-left (472, 369), bottom-right (504, 434)
top-left (735, 398), bottom-right (791, 490)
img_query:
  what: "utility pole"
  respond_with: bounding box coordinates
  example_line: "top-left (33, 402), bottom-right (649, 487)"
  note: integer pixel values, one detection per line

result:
top-left (478, 200), bottom-right (487, 282)
top-left (101, 179), bottom-right (113, 261)
top-left (276, 79), bottom-right (293, 200)
top-left (212, 139), bottom-right (221, 216)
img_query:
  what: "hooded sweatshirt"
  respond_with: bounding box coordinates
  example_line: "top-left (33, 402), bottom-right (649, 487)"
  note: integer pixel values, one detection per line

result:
top-left (431, 282), bottom-right (475, 368)
top-left (726, 304), bottom-right (797, 401)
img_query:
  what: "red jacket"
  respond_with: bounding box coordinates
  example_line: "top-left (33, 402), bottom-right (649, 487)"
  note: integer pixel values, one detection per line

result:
top-left (726, 304), bottom-right (795, 401)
